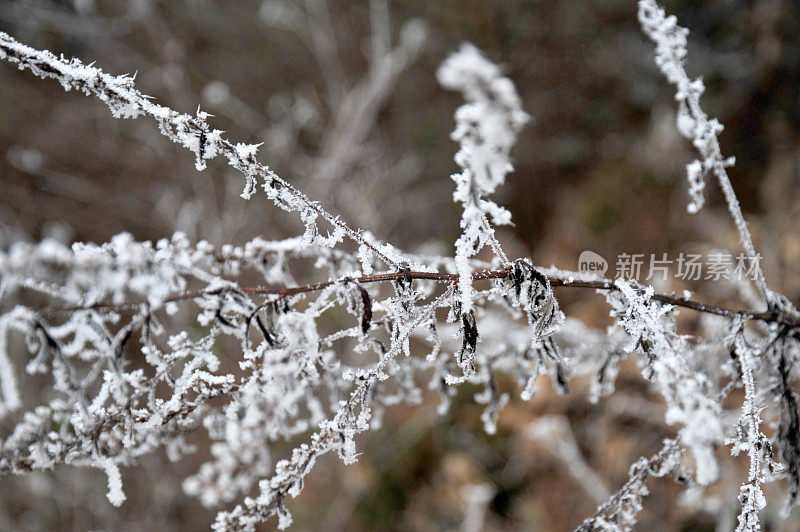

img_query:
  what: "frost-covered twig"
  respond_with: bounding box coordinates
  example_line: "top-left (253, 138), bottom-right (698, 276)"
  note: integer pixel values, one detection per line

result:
top-left (728, 322), bottom-right (777, 531)
top-left (576, 439), bottom-right (683, 531)
top-left (0, 31), bottom-right (402, 270)
top-left (438, 43), bottom-right (528, 313)
top-left (637, 0), bottom-right (769, 304)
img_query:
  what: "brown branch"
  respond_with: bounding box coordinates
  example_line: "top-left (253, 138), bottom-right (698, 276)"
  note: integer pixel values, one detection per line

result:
top-left (41, 269), bottom-right (797, 328)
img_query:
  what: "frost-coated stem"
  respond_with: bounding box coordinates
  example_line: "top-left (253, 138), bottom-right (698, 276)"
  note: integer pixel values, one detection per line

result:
top-left (0, 32), bottom-right (401, 270)
top-left (715, 168), bottom-right (769, 302)
top-left (576, 438), bottom-right (682, 531)
top-left (638, 0), bottom-right (770, 305)
top-left (437, 43), bottom-right (529, 312)
top-left (730, 328), bottom-right (775, 531)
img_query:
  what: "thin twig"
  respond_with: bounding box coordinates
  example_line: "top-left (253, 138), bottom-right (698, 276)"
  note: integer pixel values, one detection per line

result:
top-left (41, 269), bottom-right (796, 327)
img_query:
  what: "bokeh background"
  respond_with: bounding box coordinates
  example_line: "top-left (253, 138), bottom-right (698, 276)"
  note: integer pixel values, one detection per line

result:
top-left (1, 0), bottom-right (800, 530)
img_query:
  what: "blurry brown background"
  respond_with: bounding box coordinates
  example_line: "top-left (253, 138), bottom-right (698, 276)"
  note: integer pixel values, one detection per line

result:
top-left (1, 0), bottom-right (800, 530)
